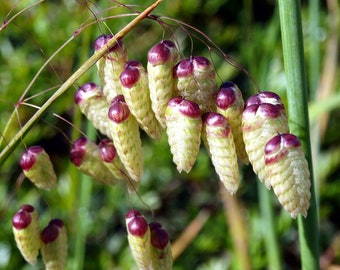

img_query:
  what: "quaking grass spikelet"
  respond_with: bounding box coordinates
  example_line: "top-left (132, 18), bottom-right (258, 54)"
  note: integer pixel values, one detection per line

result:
top-left (202, 112), bottom-right (239, 195)
top-left (41, 219), bottom-right (68, 270)
top-left (147, 40), bottom-right (179, 128)
top-left (12, 205), bottom-right (41, 265)
top-left (98, 139), bottom-right (138, 193)
top-left (75, 82), bottom-right (111, 139)
top-left (20, 145), bottom-right (57, 190)
top-left (126, 210), bottom-right (152, 270)
top-left (174, 56), bottom-right (217, 112)
top-left (69, 137), bottom-right (118, 185)
top-left (94, 35), bottom-right (128, 103)
top-left (242, 94), bottom-right (289, 189)
top-left (165, 97), bottom-right (202, 173)
top-left (149, 222), bottom-right (173, 270)
top-left (265, 133), bottom-right (311, 218)
top-left (93, 34), bottom-right (111, 86)
top-left (216, 81), bottom-right (248, 164)
top-left (120, 60), bottom-right (162, 140)
top-left (108, 95), bottom-right (143, 182)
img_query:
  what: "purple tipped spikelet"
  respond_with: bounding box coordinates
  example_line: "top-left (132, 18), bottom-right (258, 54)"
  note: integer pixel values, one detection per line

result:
top-left (165, 97), bottom-right (202, 173)
top-left (147, 40), bottom-right (179, 127)
top-left (126, 210), bottom-right (152, 269)
top-left (75, 82), bottom-right (112, 138)
top-left (202, 112), bottom-right (240, 194)
top-left (174, 56), bottom-right (217, 112)
top-left (20, 146), bottom-right (57, 190)
top-left (41, 219), bottom-right (68, 270)
top-left (70, 137), bottom-right (118, 185)
top-left (98, 139), bottom-right (138, 193)
top-left (242, 93), bottom-right (289, 189)
top-left (149, 222), bottom-right (173, 270)
top-left (265, 133), bottom-right (311, 218)
top-left (12, 205), bottom-right (41, 265)
top-left (94, 35), bottom-right (128, 103)
top-left (108, 96), bottom-right (143, 181)
top-left (120, 60), bottom-right (163, 140)
top-left (216, 82), bottom-right (249, 164)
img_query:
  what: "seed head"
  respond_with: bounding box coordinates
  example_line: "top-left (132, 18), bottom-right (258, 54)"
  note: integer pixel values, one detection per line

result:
top-left (165, 97), bottom-right (202, 173)
top-left (20, 146), bottom-right (57, 190)
top-left (12, 205), bottom-right (41, 265)
top-left (265, 133), bottom-right (311, 218)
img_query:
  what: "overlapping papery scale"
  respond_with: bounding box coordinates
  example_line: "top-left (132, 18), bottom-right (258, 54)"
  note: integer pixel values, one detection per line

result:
top-left (242, 100), bottom-right (289, 189)
top-left (108, 95), bottom-right (143, 182)
top-left (265, 133), bottom-right (311, 218)
top-left (202, 112), bottom-right (239, 195)
top-left (75, 82), bottom-right (111, 139)
top-left (215, 81), bottom-right (249, 164)
top-left (120, 60), bottom-right (162, 140)
top-left (147, 40), bottom-right (179, 128)
top-left (165, 97), bottom-right (202, 173)
top-left (174, 56), bottom-right (218, 113)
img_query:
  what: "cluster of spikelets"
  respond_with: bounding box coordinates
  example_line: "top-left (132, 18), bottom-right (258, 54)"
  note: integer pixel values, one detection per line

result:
top-left (72, 34), bottom-right (311, 219)
top-left (12, 204), bottom-right (67, 270)
top-left (16, 34), bottom-right (312, 270)
top-left (126, 209), bottom-right (172, 270)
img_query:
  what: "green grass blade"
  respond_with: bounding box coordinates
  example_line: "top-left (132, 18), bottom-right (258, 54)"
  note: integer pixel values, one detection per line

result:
top-left (278, 0), bottom-right (320, 269)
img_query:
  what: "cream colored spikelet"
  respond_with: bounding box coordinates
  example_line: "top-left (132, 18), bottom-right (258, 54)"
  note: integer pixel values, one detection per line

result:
top-left (12, 205), bottom-right (41, 265)
top-left (147, 40), bottom-right (179, 128)
top-left (202, 112), bottom-right (240, 195)
top-left (165, 97), bottom-right (202, 173)
top-left (108, 95), bottom-right (144, 182)
top-left (120, 60), bottom-right (163, 140)
top-left (215, 81), bottom-right (249, 164)
top-left (126, 210), bottom-right (152, 270)
top-left (265, 133), bottom-right (311, 218)
top-left (75, 82), bottom-right (112, 139)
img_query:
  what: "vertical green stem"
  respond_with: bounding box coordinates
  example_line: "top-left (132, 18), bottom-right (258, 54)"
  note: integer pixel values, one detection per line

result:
top-left (278, 1), bottom-right (319, 269)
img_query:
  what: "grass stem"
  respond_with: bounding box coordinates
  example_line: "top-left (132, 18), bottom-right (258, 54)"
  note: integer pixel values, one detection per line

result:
top-left (278, 0), bottom-right (320, 268)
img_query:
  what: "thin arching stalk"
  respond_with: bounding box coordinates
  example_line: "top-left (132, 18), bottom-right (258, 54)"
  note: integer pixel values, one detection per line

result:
top-left (0, 0), bottom-right (163, 166)
top-left (278, 0), bottom-right (320, 269)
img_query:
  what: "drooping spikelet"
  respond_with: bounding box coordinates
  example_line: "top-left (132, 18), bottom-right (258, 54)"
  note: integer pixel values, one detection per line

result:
top-left (147, 40), bottom-right (179, 127)
top-left (93, 34), bottom-right (112, 86)
top-left (94, 34), bottom-right (128, 103)
top-left (126, 210), bottom-right (152, 270)
top-left (215, 81), bottom-right (248, 164)
top-left (12, 205), bottom-right (41, 265)
top-left (108, 95), bottom-right (143, 181)
top-left (202, 112), bottom-right (240, 194)
top-left (173, 56), bottom-right (218, 112)
top-left (75, 82), bottom-right (111, 139)
top-left (265, 133), bottom-right (311, 218)
top-left (165, 97), bottom-right (202, 173)
top-left (41, 219), bottom-right (68, 270)
top-left (69, 137), bottom-right (118, 185)
top-left (242, 93), bottom-right (289, 189)
top-left (120, 60), bottom-right (162, 140)
top-left (98, 139), bottom-right (139, 193)
top-left (149, 222), bottom-right (173, 270)
top-left (20, 146), bottom-right (57, 190)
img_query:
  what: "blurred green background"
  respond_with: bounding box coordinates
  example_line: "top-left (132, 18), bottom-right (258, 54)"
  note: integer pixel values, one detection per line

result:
top-left (0, 0), bottom-right (339, 269)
